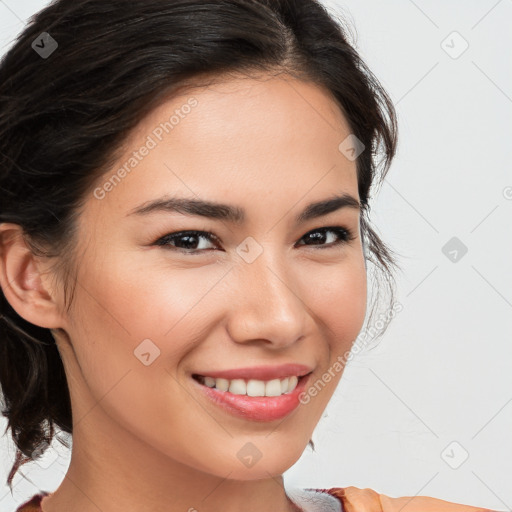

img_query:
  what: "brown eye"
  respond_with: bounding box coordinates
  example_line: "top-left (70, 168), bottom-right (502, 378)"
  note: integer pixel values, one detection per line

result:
top-left (155, 230), bottom-right (219, 254)
top-left (296, 226), bottom-right (356, 249)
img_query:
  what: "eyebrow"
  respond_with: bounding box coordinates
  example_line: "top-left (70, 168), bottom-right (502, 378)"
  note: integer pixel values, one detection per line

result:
top-left (126, 193), bottom-right (361, 225)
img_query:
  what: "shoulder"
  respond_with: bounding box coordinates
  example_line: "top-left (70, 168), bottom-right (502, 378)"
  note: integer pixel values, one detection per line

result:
top-left (15, 492), bottom-right (49, 512)
top-left (325, 486), bottom-right (500, 512)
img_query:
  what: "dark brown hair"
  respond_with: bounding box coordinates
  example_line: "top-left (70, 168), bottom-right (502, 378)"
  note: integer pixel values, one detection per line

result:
top-left (0, 0), bottom-right (400, 491)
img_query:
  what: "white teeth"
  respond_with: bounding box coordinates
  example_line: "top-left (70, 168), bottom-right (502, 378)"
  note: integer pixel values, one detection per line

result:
top-left (228, 379), bottom-right (246, 395)
top-left (247, 379), bottom-right (265, 396)
top-left (288, 375), bottom-right (298, 392)
top-left (204, 376), bottom-right (216, 388)
top-left (265, 378), bottom-right (282, 396)
top-left (198, 374), bottom-right (301, 396)
top-left (215, 378), bottom-right (229, 392)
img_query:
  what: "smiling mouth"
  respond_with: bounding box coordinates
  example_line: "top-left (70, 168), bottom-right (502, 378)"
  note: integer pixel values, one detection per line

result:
top-left (192, 373), bottom-right (311, 397)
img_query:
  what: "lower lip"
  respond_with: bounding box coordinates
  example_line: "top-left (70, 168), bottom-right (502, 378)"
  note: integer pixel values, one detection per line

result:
top-left (192, 374), bottom-right (311, 422)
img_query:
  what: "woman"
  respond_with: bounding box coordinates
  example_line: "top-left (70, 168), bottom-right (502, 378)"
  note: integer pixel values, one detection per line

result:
top-left (0, 0), bottom-right (500, 511)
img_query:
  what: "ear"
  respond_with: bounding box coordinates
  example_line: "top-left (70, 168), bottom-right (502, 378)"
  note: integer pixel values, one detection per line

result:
top-left (0, 222), bottom-right (67, 330)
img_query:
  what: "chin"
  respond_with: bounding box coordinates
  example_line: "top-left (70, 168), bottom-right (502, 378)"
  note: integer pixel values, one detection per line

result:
top-left (229, 443), bottom-right (306, 480)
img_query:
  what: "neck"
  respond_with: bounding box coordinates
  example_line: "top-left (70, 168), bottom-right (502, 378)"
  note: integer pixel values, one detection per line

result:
top-left (40, 414), bottom-right (301, 512)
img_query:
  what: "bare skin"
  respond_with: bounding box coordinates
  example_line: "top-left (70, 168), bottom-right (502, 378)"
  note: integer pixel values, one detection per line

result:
top-left (0, 72), bottom-right (367, 512)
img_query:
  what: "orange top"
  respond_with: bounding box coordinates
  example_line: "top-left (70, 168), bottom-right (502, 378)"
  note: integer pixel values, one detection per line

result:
top-left (330, 486), bottom-right (500, 512)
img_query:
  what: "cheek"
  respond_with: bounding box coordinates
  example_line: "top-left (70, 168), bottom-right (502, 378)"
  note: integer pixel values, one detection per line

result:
top-left (65, 249), bottom-right (229, 402)
top-left (291, 256), bottom-right (367, 409)
top-left (302, 256), bottom-right (367, 348)
top-left (77, 249), bottom-right (224, 341)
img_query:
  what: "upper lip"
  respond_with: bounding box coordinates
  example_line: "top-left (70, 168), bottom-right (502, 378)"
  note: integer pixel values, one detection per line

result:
top-left (193, 363), bottom-right (313, 381)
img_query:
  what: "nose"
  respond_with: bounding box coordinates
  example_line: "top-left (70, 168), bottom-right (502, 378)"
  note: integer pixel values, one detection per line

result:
top-left (225, 250), bottom-right (308, 350)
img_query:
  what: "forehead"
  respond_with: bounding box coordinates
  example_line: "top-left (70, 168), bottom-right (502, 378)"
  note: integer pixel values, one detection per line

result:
top-left (89, 73), bottom-right (359, 222)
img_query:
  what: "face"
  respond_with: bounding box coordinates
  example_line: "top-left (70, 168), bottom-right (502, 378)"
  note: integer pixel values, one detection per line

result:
top-left (53, 72), bottom-right (367, 479)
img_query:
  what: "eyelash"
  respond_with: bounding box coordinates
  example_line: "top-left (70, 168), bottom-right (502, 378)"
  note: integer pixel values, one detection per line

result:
top-left (153, 226), bottom-right (357, 255)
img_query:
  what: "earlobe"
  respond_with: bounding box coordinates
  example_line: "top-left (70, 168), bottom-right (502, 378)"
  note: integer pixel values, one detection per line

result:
top-left (0, 222), bottom-right (65, 330)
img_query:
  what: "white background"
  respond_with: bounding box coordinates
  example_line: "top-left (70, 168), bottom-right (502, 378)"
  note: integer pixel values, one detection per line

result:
top-left (0, 1), bottom-right (511, 511)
